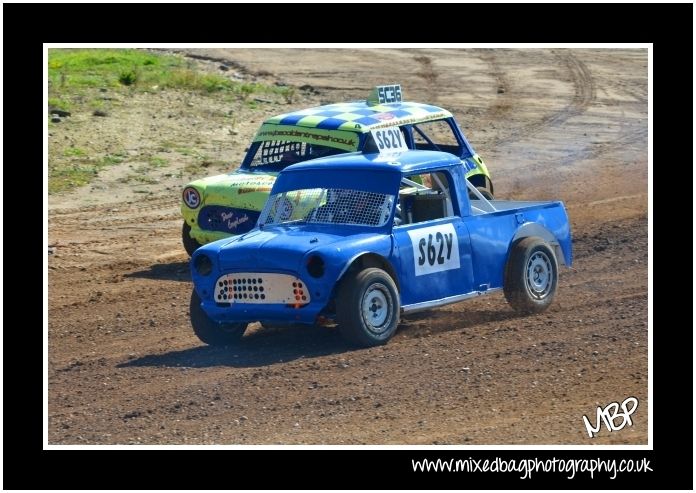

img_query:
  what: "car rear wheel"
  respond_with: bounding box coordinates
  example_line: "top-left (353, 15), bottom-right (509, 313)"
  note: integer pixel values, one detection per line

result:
top-left (182, 221), bottom-right (203, 256)
top-left (336, 268), bottom-right (400, 347)
top-left (504, 237), bottom-right (558, 314)
top-left (467, 175), bottom-right (494, 200)
top-left (190, 290), bottom-right (247, 346)
top-left (473, 186), bottom-right (494, 200)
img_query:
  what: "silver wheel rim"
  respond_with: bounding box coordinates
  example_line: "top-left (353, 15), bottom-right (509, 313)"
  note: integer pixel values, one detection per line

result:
top-left (525, 250), bottom-right (553, 299)
top-left (361, 283), bottom-right (392, 334)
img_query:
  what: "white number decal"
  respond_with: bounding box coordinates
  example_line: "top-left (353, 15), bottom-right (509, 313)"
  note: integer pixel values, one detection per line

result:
top-left (370, 127), bottom-right (408, 154)
top-left (407, 224), bottom-right (460, 276)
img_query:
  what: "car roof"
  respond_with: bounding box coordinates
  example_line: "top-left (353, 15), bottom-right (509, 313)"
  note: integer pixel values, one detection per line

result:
top-left (281, 150), bottom-right (462, 175)
top-left (263, 100), bottom-right (453, 133)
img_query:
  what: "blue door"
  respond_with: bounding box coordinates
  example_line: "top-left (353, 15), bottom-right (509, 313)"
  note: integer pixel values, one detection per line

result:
top-left (393, 217), bottom-right (474, 307)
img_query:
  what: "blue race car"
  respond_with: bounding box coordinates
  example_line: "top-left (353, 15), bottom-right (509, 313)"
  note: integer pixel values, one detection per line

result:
top-left (189, 147), bottom-right (572, 348)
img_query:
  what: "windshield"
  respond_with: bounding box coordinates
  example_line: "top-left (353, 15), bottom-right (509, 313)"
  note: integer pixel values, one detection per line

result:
top-left (247, 140), bottom-right (346, 171)
top-left (258, 188), bottom-right (395, 228)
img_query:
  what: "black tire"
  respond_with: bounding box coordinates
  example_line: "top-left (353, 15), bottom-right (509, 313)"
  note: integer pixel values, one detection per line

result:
top-left (189, 290), bottom-right (246, 346)
top-left (182, 221), bottom-right (203, 257)
top-left (469, 186), bottom-right (494, 200)
top-left (336, 268), bottom-right (400, 347)
top-left (504, 237), bottom-right (558, 314)
top-left (467, 174), bottom-right (494, 200)
top-left (478, 186), bottom-right (494, 200)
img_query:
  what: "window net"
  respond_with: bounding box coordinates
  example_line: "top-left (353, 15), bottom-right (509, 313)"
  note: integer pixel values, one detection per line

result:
top-left (259, 188), bottom-right (395, 227)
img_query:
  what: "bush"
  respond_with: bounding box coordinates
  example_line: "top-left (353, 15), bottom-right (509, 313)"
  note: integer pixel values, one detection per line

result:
top-left (118, 69), bottom-right (138, 86)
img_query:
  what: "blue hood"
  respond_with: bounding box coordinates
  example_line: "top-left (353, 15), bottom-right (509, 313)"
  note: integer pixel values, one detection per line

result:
top-left (214, 226), bottom-right (350, 273)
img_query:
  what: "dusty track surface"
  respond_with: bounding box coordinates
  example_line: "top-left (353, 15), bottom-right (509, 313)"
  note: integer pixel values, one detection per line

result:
top-left (48, 48), bottom-right (648, 444)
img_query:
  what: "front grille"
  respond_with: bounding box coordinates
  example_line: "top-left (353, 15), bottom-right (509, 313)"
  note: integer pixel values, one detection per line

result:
top-left (214, 273), bottom-right (310, 305)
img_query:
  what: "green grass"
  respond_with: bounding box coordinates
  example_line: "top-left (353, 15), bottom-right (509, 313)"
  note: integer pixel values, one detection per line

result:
top-left (148, 156), bottom-right (168, 168)
top-left (183, 161), bottom-right (211, 175)
top-left (89, 98), bottom-right (105, 111)
top-left (175, 147), bottom-right (210, 161)
top-left (175, 146), bottom-right (197, 157)
top-left (157, 140), bottom-right (178, 152)
top-left (48, 97), bottom-right (71, 111)
top-left (49, 161), bottom-right (101, 193)
top-left (47, 49), bottom-right (295, 98)
top-left (48, 49), bottom-right (235, 93)
top-left (118, 173), bottom-right (159, 185)
top-left (49, 150), bottom-right (127, 194)
top-left (63, 147), bottom-right (86, 157)
top-left (49, 49), bottom-right (182, 90)
top-left (102, 152), bottom-right (126, 165)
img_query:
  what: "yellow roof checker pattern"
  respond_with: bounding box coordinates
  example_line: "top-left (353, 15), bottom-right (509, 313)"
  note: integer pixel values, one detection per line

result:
top-left (264, 101), bottom-right (453, 133)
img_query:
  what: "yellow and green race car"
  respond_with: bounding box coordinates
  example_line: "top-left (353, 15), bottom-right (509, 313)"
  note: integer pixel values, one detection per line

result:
top-left (181, 84), bottom-right (493, 255)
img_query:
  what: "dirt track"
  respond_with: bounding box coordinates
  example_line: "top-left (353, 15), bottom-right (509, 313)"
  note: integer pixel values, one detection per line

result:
top-left (48, 48), bottom-right (648, 444)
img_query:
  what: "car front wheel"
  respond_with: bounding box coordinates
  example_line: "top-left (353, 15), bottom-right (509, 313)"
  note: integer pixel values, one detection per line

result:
top-left (190, 290), bottom-right (247, 346)
top-left (182, 221), bottom-right (203, 256)
top-left (336, 268), bottom-right (400, 347)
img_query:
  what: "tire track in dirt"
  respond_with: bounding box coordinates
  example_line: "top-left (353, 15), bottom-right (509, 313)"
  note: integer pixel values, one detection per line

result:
top-left (50, 195), bottom-right (178, 217)
top-left (550, 51), bottom-right (647, 166)
top-left (483, 50), bottom-right (596, 148)
top-left (50, 195), bottom-right (179, 228)
top-left (501, 121), bottom-right (648, 175)
top-left (556, 124), bottom-right (648, 166)
top-left (49, 193), bottom-right (183, 270)
top-left (474, 49), bottom-right (514, 127)
top-left (480, 50), bottom-right (646, 181)
top-left (413, 55), bottom-right (439, 103)
top-left (553, 49), bottom-right (596, 118)
top-left (53, 214), bottom-right (181, 231)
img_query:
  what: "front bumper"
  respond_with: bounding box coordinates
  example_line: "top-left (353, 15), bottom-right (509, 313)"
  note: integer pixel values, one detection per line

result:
top-left (200, 300), bottom-right (325, 325)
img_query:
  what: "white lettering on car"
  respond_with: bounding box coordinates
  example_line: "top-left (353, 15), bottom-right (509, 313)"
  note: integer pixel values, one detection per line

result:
top-left (407, 223), bottom-right (460, 276)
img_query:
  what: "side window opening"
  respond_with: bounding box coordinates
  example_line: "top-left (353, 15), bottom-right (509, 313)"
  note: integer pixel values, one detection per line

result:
top-left (248, 141), bottom-right (346, 170)
top-left (411, 120), bottom-right (462, 157)
top-left (251, 140), bottom-right (307, 168)
top-left (396, 171), bottom-right (457, 226)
